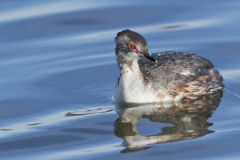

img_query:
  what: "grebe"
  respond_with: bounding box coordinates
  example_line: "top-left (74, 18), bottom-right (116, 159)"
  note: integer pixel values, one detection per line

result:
top-left (114, 29), bottom-right (223, 104)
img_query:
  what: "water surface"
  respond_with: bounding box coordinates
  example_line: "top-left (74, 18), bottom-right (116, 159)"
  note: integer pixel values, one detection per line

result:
top-left (1, 0), bottom-right (240, 159)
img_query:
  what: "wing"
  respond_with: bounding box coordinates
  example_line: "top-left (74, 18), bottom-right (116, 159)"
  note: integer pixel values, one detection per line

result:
top-left (139, 51), bottom-right (223, 98)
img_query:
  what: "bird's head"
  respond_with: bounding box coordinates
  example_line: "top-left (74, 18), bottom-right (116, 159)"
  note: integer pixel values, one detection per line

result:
top-left (115, 29), bottom-right (155, 66)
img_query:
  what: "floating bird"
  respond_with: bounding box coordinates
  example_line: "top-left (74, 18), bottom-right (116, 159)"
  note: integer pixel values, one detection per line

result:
top-left (114, 29), bottom-right (223, 104)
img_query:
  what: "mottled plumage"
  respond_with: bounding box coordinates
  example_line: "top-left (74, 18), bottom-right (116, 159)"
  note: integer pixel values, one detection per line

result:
top-left (139, 51), bottom-right (223, 99)
top-left (114, 29), bottom-right (223, 104)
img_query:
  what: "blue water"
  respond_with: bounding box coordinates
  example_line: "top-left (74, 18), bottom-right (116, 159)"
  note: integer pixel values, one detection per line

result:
top-left (0, 0), bottom-right (240, 159)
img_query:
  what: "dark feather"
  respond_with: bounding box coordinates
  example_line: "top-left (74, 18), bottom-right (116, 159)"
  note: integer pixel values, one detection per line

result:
top-left (138, 51), bottom-right (223, 98)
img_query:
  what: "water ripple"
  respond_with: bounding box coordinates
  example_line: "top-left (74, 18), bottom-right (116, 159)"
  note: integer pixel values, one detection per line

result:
top-left (0, 1), bottom-right (124, 23)
top-left (35, 19), bottom-right (221, 46)
top-left (0, 106), bottom-right (114, 139)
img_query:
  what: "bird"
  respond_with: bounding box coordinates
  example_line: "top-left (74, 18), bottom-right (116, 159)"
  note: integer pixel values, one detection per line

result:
top-left (114, 29), bottom-right (223, 104)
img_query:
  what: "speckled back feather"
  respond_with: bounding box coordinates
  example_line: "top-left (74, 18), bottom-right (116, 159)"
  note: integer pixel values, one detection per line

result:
top-left (139, 51), bottom-right (223, 99)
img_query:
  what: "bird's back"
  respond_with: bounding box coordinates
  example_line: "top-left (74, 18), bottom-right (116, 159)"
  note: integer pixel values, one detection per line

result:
top-left (139, 51), bottom-right (223, 99)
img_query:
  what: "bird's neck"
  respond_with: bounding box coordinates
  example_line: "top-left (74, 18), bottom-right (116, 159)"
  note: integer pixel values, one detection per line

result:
top-left (120, 59), bottom-right (143, 80)
top-left (116, 51), bottom-right (142, 76)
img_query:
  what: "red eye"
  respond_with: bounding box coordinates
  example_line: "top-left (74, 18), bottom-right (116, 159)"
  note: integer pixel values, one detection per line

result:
top-left (130, 44), bottom-right (136, 49)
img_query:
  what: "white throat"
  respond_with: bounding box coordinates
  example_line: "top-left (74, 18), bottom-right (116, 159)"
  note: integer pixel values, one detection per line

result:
top-left (115, 53), bottom-right (156, 103)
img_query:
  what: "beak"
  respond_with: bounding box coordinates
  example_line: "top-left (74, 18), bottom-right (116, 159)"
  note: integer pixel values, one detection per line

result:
top-left (133, 46), bottom-right (156, 62)
top-left (143, 53), bottom-right (156, 62)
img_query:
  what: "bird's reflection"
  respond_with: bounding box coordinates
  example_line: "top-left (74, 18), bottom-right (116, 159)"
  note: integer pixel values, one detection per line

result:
top-left (114, 91), bottom-right (223, 152)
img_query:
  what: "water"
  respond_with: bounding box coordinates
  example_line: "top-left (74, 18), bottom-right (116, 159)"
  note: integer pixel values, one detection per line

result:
top-left (0, 0), bottom-right (240, 159)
